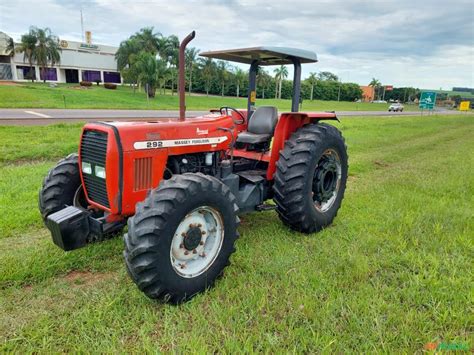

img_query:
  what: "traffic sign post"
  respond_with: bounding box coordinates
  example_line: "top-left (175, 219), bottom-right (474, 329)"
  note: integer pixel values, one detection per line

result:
top-left (419, 91), bottom-right (437, 114)
top-left (459, 101), bottom-right (470, 111)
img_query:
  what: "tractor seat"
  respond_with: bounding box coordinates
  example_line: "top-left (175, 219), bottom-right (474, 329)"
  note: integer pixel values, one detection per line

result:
top-left (236, 106), bottom-right (278, 144)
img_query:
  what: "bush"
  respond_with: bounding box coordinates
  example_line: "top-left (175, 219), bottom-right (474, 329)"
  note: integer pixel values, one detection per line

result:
top-left (80, 81), bottom-right (92, 87)
top-left (104, 83), bottom-right (117, 90)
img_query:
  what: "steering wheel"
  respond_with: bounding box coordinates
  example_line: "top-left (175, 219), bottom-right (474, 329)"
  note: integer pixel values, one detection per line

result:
top-left (220, 106), bottom-right (245, 125)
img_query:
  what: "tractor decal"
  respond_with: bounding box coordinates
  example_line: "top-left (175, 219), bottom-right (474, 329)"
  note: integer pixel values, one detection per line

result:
top-left (133, 136), bottom-right (228, 150)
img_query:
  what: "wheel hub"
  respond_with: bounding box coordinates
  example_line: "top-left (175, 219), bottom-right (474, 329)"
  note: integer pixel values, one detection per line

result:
top-left (311, 149), bottom-right (342, 212)
top-left (313, 157), bottom-right (338, 203)
top-left (184, 225), bottom-right (203, 251)
top-left (170, 206), bottom-right (224, 278)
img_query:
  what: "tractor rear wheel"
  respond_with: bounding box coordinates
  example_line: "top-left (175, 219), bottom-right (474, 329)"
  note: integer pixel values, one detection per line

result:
top-left (273, 122), bottom-right (348, 233)
top-left (124, 173), bottom-right (239, 303)
top-left (38, 153), bottom-right (87, 222)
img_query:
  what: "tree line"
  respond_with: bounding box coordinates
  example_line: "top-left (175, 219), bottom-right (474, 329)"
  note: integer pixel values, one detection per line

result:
top-left (10, 26), bottom-right (424, 103)
top-left (116, 27), bottom-right (364, 101)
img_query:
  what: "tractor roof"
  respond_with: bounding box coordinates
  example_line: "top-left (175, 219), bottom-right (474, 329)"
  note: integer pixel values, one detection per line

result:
top-left (199, 46), bottom-right (318, 66)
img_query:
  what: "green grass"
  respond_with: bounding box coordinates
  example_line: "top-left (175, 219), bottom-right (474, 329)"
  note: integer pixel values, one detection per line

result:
top-left (0, 115), bottom-right (473, 352)
top-left (0, 82), bottom-right (415, 111)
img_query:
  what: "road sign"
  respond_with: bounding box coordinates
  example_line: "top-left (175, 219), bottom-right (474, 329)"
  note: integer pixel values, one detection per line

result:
top-left (459, 101), bottom-right (470, 111)
top-left (419, 91), bottom-right (437, 110)
top-left (385, 85), bottom-right (393, 91)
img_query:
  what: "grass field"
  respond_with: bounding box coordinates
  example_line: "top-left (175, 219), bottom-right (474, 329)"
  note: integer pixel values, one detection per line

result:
top-left (0, 82), bottom-right (417, 112)
top-left (0, 114), bottom-right (472, 352)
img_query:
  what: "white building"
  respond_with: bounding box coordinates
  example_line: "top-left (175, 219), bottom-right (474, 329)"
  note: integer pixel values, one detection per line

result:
top-left (0, 31), bottom-right (122, 84)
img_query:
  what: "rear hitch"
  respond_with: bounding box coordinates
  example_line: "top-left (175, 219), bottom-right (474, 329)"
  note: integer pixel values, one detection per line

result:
top-left (46, 206), bottom-right (124, 251)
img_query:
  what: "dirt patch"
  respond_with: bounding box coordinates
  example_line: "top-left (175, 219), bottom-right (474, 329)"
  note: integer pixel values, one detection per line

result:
top-left (0, 81), bottom-right (21, 86)
top-left (373, 160), bottom-right (390, 168)
top-left (63, 270), bottom-right (115, 287)
top-left (69, 86), bottom-right (92, 90)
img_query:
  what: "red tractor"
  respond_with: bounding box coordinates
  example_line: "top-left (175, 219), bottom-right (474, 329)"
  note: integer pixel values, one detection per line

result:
top-left (39, 32), bottom-right (348, 303)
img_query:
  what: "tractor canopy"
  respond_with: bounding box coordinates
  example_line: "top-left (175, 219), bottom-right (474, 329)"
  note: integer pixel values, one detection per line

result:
top-left (200, 47), bottom-right (318, 113)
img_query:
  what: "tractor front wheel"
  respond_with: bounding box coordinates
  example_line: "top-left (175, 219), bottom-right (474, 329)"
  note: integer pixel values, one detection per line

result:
top-left (39, 153), bottom-right (87, 222)
top-left (124, 173), bottom-right (239, 303)
top-left (273, 122), bottom-right (348, 233)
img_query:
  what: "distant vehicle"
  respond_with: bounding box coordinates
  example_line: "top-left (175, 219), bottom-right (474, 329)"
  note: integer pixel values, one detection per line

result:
top-left (388, 103), bottom-right (404, 112)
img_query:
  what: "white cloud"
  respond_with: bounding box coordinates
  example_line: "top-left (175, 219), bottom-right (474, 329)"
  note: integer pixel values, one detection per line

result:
top-left (0, 0), bottom-right (473, 88)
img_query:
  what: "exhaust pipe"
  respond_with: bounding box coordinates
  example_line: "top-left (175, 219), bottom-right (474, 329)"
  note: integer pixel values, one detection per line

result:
top-left (179, 30), bottom-right (196, 121)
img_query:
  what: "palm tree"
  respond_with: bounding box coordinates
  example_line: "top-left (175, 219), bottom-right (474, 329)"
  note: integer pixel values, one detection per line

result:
top-left (30, 27), bottom-right (61, 83)
top-left (273, 65), bottom-right (288, 99)
top-left (257, 68), bottom-right (271, 99)
top-left (6, 37), bottom-right (15, 57)
top-left (198, 57), bottom-right (215, 97)
top-left (234, 67), bottom-right (246, 97)
top-left (16, 31), bottom-right (37, 81)
top-left (217, 61), bottom-right (229, 97)
top-left (159, 35), bottom-right (179, 95)
top-left (135, 51), bottom-right (166, 98)
top-left (369, 78), bottom-right (382, 100)
top-left (307, 72), bottom-right (318, 101)
top-left (115, 38), bottom-right (141, 92)
top-left (133, 27), bottom-right (162, 55)
top-left (185, 47), bottom-right (199, 95)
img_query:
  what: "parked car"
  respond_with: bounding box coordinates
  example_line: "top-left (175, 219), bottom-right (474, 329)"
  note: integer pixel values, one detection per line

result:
top-left (388, 103), bottom-right (404, 112)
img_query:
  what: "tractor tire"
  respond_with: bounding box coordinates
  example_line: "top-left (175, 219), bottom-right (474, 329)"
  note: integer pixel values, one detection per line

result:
top-left (273, 122), bottom-right (348, 233)
top-left (124, 173), bottom-right (240, 303)
top-left (38, 153), bottom-right (86, 222)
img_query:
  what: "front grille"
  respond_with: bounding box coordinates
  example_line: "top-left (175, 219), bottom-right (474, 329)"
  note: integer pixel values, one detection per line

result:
top-left (80, 130), bottom-right (110, 208)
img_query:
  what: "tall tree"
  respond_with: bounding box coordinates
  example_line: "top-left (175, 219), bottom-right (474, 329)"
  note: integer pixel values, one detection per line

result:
top-left (115, 38), bottom-right (141, 91)
top-left (198, 57), bottom-right (215, 96)
top-left (234, 67), bottom-right (246, 97)
top-left (135, 51), bottom-right (167, 98)
top-left (318, 71), bottom-right (339, 82)
top-left (217, 61), bottom-right (229, 97)
top-left (159, 35), bottom-right (179, 95)
top-left (273, 65), bottom-right (288, 99)
top-left (30, 27), bottom-right (61, 83)
top-left (6, 37), bottom-right (15, 57)
top-left (257, 68), bottom-right (271, 99)
top-left (185, 47), bottom-right (199, 95)
top-left (307, 72), bottom-right (318, 101)
top-left (133, 27), bottom-right (162, 54)
top-left (369, 78), bottom-right (382, 100)
top-left (16, 31), bottom-right (37, 81)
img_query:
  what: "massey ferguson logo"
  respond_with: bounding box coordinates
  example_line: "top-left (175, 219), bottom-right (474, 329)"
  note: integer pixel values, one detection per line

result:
top-left (196, 128), bottom-right (208, 135)
top-left (133, 136), bottom-right (228, 150)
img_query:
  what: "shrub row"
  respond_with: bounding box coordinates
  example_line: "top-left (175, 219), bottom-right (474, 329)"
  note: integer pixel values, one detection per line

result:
top-left (79, 81), bottom-right (117, 89)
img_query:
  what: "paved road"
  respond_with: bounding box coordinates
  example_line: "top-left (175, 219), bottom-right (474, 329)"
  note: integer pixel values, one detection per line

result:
top-left (0, 108), bottom-right (463, 125)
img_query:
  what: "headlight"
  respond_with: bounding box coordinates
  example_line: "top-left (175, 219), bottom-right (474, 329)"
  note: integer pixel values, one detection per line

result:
top-left (82, 162), bottom-right (92, 174)
top-left (95, 165), bottom-right (106, 179)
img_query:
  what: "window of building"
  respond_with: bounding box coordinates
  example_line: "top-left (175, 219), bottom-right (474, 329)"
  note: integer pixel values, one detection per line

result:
top-left (40, 67), bottom-right (58, 81)
top-left (16, 65), bottom-right (36, 80)
top-left (103, 71), bottom-right (121, 83)
top-left (82, 70), bottom-right (101, 82)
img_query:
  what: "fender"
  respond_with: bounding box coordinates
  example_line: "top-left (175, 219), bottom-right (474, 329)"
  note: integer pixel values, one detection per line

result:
top-left (267, 112), bottom-right (339, 180)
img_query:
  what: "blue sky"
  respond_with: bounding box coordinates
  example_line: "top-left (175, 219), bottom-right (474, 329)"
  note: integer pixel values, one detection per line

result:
top-left (1, 0), bottom-right (473, 89)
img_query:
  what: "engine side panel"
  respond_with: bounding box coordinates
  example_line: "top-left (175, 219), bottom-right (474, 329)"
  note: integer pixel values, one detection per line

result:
top-left (80, 114), bottom-right (237, 217)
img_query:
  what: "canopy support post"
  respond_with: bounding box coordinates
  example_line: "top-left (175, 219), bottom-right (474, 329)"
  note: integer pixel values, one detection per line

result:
top-left (291, 58), bottom-right (301, 112)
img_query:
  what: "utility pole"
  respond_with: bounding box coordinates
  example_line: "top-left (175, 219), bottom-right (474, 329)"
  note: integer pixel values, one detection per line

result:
top-left (80, 8), bottom-right (84, 42)
top-left (337, 83), bottom-right (341, 101)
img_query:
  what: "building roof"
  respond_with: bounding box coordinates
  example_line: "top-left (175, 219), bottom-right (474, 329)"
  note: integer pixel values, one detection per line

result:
top-left (199, 46), bottom-right (317, 65)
